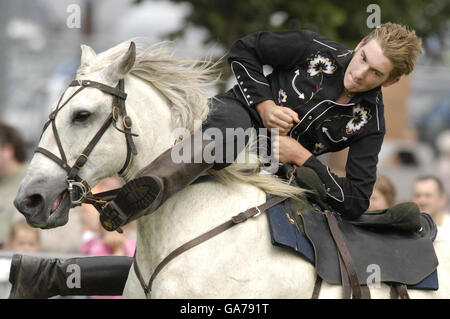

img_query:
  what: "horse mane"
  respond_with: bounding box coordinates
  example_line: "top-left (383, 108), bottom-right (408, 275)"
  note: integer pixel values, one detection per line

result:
top-left (77, 39), bottom-right (219, 132)
top-left (77, 39), bottom-right (304, 200)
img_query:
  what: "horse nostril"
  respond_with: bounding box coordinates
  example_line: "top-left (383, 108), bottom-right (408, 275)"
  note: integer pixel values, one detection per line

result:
top-left (14, 193), bottom-right (44, 217)
top-left (25, 194), bottom-right (43, 209)
top-left (14, 191), bottom-right (48, 221)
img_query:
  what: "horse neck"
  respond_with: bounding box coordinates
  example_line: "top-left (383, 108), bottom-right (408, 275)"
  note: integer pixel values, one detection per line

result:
top-left (121, 75), bottom-right (176, 181)
top-left (135, 178), bottom-right (267, 277)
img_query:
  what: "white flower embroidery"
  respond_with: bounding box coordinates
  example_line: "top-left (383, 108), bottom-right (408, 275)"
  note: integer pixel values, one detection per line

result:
top-left (278, 89), bottom-right (287, 103)
top-left (346, 105), bottom-right (371, 134)
top-left (307, 53), bottom-right (337, 77)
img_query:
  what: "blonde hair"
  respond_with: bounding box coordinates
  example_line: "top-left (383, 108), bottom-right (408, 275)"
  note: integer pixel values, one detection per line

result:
top-left (373, 175), bottom-right (397, 207)
top-left (363, 22), bottom-right (424, 80)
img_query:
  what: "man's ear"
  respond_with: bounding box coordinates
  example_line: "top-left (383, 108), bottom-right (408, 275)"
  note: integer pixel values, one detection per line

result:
top-left (382, 76), bottom-right (401, 88)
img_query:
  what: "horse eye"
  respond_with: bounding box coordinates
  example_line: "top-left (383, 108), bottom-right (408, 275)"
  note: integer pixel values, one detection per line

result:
top-left (72, 111), bottom-right (91, 123)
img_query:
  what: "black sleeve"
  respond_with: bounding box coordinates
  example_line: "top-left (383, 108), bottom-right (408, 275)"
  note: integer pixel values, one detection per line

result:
top-left (303, 131), bottom-right (385, 220)
top-left (228, 30), bottom-right (314, 107)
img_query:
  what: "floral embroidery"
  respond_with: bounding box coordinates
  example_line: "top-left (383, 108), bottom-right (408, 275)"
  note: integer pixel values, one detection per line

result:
top-left (346, 105), bottom-right (372, 134)
top-left (313, 142), bottom-right (327, 154)
top-left (278, 89), bottom-right (287, 104)
top-left (306, 52), bottom-right (337, 77)
top-left (299, 52), bottom-right (337, 106)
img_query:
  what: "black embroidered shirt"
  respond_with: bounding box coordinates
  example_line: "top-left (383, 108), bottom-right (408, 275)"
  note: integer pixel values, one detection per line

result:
top-left (228, 30), bottom-right (385, 219)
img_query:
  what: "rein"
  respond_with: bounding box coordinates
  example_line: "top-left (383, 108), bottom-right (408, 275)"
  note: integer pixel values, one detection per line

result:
top-left (35, 79), bottom-right (138, 222)
top-left (133, 195), bottom-right (289, 298)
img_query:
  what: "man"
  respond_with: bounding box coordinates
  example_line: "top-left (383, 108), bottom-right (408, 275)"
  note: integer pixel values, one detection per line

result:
top-left (100, 22), bottom-right (423, 229)
top-left (9, 22), bottom-right (424, 298)
top-left (412, 176), bottom-right (450, 233)
top-left (230, 23), bottom-right (422, 220)
top-left (0, 123), bottom-right (28, 247)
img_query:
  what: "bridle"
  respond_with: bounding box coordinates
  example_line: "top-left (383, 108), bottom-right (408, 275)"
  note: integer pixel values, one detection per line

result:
top-left (35, 78), bottom-right (138, 215)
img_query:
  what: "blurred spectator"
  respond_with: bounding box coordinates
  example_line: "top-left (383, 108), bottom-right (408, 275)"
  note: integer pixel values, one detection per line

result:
top-left (80, 203), bottom-right (101, 244)
top-left (4, 219), bottom-right (41, 253)
top-left (79, 224), bottom-right (135, 299)
top-left (38, 208), bottom-right (84, 254)
top-left (79, 176), bottom-right (125, 245)
top-left (0, 219), bottom-right (41, 299)
top-left (424, 34), bottom-right (444, 65)
top-left (79, 176), bottom-right (135, 300)
top-left (368, 175), bottom-right (397, 211)
top-left (412, 175), bottom-right (449, 237)
top-left (80, 226), bottom-right (135, 257)
top-left (80, 176), bottom-right (136, 256)
top-left (435, 130), bottom-right (450, 211)
top-left (0, 123), bottom-right (28, 247)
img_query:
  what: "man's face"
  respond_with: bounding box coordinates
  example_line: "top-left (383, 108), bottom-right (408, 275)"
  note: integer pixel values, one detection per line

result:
top-left (368, 188), bottom-right (389, 211)
top-left (344, 39), bottom-right (399, 93)
top-left (412, 179), bottom-right (446, 218)
top-left (10, 229), bottom-right (40, 253)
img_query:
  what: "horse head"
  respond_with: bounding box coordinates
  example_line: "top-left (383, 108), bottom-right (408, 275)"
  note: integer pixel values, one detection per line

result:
top-left (14, 39), bottom-right (230, 231)
top-left (14, 42), bottom-right (140, 229)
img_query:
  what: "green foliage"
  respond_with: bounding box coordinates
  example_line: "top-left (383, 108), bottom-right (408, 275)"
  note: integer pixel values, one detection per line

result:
top-left (135, 0), bottom-right (449, 87)
top-left (160, 0), bottom-right (448, 47)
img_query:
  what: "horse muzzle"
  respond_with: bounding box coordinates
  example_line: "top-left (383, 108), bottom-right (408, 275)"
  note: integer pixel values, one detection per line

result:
top-left (14, 180), bottom-right (71, 229)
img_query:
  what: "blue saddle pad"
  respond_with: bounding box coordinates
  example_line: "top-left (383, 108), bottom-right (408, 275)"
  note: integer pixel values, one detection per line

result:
top-left (266, 196), bottom-right (438, 291)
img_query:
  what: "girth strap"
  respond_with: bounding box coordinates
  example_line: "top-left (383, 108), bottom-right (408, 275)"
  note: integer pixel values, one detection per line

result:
top-left (325, 211), bottom-right (371, 299)
top-left (133, 195), bottom-right (288, 298)
top-left (313, 275), bottom-right (411, 299)
top-left (338, 252), bottom-right (352, 299)
top-left (311, 276), bottom-right (322, 299)
top-left (390, 283), bottom-right (410, 299)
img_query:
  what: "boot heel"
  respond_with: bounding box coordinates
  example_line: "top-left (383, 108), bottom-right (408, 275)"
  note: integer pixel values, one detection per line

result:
top-left (120, 176), bottom-right (161, 212)
top-left (100, 176), bottom-right (162, 231)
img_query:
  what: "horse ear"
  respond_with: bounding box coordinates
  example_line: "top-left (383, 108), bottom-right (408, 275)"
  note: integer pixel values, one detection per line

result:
top-left (105, 41), bottom-right (136, 81)
top-left (80, 45), bottom-right (96, 66)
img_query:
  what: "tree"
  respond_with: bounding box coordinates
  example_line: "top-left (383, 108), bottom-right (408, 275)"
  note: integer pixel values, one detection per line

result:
top-left (135, 0), bottom-right (450, 89)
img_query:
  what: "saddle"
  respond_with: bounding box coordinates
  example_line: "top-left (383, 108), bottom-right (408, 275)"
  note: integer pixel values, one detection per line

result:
top-left (299, 208), bottom-right (438, 286)
top-left (268, 165), bottom-right (439, 298)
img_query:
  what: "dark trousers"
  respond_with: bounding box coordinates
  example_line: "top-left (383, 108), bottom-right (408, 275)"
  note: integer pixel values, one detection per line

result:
top-left (202, 89), bottom-right (266, 170)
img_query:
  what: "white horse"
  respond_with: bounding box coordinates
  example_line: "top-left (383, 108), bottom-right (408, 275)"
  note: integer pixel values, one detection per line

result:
top-left (14, 40), bottom-right (450, 298)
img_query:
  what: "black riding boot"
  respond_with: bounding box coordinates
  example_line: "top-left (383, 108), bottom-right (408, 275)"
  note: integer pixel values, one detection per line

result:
top-left (100, 134), bottom-right (215, 231)
top-left (8, 254), bottom-right (133, 299)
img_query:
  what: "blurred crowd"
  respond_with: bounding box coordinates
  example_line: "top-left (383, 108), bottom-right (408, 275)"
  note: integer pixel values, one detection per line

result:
top-left (0, 122), bottom-right (136, 298)
top-left (0, 121), bottom-right (450, 298)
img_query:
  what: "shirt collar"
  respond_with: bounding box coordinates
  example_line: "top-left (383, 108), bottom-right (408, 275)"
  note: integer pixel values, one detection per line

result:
top-left (352, 86), bottom-right (382, 105)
